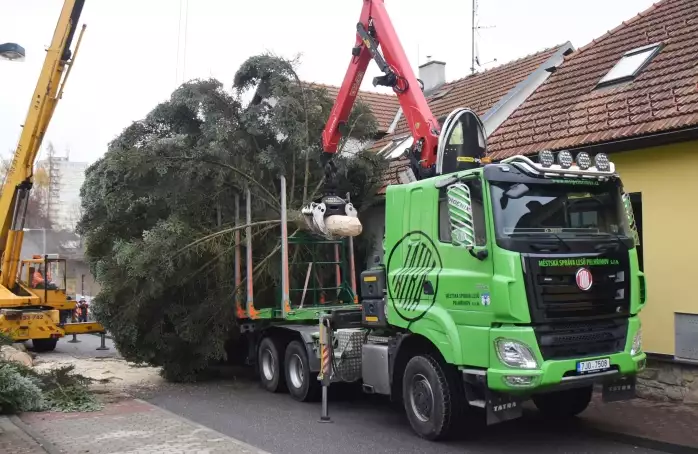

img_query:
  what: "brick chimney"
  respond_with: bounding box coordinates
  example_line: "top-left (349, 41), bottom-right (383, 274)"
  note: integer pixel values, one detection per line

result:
top-left (418, 58), bottom-right (446, 93)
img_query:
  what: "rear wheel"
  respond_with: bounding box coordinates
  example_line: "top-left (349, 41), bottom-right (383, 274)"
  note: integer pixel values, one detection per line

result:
top-left (402, 355), bottom-right (461, 441)
top-left (532, 385), bottom-right (593, 419)
top-left (258, 336), bottom-right (285, 393)
top-left (284, 340), bottom-right (320, 402)
top-left (32, 338), bottom-right (58, 353)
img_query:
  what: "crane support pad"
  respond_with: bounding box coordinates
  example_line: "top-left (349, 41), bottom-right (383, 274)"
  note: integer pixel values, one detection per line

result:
top-left (62, 322), bottom-right (105, 335)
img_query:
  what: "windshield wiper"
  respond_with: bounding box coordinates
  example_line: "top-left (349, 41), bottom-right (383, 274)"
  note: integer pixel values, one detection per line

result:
top-left (509, 232), bottom-right (572, 252)
top-left (594, 232), bottom-right (632, 251)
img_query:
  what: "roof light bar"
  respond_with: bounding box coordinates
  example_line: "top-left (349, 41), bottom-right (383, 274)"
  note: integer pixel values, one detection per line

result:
top-left (503, 151), bottom-right (616, 179)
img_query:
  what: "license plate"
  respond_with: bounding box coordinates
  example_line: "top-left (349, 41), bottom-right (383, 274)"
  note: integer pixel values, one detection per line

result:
top-left (576, 358), bottom-right (610, 374)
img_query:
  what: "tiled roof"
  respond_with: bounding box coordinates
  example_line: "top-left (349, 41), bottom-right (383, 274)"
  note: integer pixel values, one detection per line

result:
top-left (372, 45), bottom-right (563, 193)
top-left (305, 82), bottom-right (400, 133)
top-left (488, 0), bottom-right (698, 159)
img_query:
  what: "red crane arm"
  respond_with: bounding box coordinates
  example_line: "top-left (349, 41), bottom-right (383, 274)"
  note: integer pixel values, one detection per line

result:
top-left (321, 0), bottom-right (441, 173)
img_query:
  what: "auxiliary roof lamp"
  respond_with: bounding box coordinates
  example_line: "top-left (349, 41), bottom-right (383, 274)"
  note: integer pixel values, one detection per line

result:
top-left (594, 153), bottom-right (610, 171)
top-left (557, 150), bottom-right (573, 169)
top-left (576, 152), bottom-right (591, 170)
top-left (538, 150), bottom-right (554, 167)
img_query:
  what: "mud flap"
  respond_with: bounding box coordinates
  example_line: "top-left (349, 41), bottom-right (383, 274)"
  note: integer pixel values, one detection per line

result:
top-left (602, 375), bottom-right (637, 402)
top-left (485, 388), bottom-right (523, 425)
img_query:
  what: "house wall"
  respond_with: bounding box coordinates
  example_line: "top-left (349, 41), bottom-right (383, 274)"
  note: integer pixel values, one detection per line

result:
top-left (612, 140), bottom-right (698, 357)
top-left (66, 259), bottom-right (100, 298)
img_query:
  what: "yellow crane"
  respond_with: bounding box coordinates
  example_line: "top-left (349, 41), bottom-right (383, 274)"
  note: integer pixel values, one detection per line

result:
top-left (0, 0), bottom-right (104, 351)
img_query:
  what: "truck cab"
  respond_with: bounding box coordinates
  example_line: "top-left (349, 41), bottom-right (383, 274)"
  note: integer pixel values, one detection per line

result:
top-left (18, 255), bottom-right (72, 310)
top-left (378, 146), bottom-right (646, 435)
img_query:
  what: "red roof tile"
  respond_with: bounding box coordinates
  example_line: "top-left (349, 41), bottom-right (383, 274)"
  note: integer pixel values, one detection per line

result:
top-left (305, 82), bottom-right (400, 133)
top-left (488, 0), bottom-right (698, 159)
top-left (372, 45), bottom-right (564, 193)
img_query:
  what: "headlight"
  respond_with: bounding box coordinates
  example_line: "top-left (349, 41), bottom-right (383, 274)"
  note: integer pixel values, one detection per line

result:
top-left (631, 328), bottom-right (642, 355)
top-left (495, 338), bottom-right (539, 369)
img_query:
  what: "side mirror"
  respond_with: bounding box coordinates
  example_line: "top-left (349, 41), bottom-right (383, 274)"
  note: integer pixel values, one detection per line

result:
top-left (621, 193), bottom-right (640, 245)
top-left (446, 183), bottom-right (476, 249)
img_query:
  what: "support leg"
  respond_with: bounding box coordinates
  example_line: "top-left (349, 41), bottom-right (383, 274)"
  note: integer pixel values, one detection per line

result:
top-left (96, 332), bottom-right (109, 350)
top-left (318, 315), bottom-right (333, 423)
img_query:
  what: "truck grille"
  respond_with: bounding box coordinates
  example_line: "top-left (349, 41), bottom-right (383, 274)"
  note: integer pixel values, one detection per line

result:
top-left (535, 319), bottom-right (628, 360)
top-left (523, 253), bottom-right (631, 323)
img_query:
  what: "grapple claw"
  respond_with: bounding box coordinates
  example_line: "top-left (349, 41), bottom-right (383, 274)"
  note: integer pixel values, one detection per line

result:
top-left (301, 195), bottom-right (360, 238)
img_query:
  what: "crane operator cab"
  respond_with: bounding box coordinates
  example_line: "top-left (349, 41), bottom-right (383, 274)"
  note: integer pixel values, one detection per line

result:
top-left (18, 255), bottom-right (71, 309)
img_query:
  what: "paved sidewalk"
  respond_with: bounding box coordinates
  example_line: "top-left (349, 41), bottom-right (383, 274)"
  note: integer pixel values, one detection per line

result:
top-left (581, 395), bottom-right (698, 451)
top-left (12, 399), bottom-right (268, 454)
top-left (0, 416), bottom-right (47, 454)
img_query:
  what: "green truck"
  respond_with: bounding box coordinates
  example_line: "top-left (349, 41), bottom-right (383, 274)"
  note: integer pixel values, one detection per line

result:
top-left (233, 130), bottom-right (646, 440)
top-left (230, 0), bottom-right (646, 440)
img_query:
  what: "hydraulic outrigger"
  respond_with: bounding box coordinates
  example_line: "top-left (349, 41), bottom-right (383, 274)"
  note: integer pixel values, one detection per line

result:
top-left (0, 0), bottom-right (105, 351)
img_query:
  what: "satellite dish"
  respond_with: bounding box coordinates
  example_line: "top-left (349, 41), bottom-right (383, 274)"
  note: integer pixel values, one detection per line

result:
top-left (436, 108), bottom-right (487, 175)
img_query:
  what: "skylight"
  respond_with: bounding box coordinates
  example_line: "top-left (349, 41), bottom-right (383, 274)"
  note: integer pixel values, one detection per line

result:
top-left (597, 43), bottom-right (662, 87)
top-left (379, 136), bottom-right (414, 159)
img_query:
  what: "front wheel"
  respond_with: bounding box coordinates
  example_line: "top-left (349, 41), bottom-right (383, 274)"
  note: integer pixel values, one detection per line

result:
top-left (284, 340), bottom-right (320, 402)
top-left (402, 355), bottom-right (460, 441)
top-left (532, 385), bottom-right (592, 419)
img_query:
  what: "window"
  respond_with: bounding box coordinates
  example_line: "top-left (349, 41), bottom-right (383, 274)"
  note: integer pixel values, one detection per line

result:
top-left (597, 43), bottom-right (662, 88)
top-left (378, 135), bottom-right (414, 160)
top-left (489, 182), bottom-right (629, 238)
top-left (438, 180), bottom-right (487, 247)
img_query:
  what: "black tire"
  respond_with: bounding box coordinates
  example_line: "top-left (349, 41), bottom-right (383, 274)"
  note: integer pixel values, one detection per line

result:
top-left (284, 340), bottom-right (320, 402)
top-left (258, 336), bottom-right (286, 393)
top-left (402, 355), bottom-right (461, 441)
top-left (532, 385), bottom-right (593, 419)
top-left (32, 338), bottom-right (58, 352)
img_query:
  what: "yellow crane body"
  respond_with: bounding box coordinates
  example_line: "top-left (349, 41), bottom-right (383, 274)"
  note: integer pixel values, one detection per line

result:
top-left (0, 0), bottom-right (104, 351)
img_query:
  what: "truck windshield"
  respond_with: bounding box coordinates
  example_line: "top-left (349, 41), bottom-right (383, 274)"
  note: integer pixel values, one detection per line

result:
top-left (490, 181), bottom-right (630, 240)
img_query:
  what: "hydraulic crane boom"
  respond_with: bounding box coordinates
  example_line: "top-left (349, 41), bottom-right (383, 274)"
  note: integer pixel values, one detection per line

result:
top-left (302, 0), bottom-right (451, 238)
top-left (321, 0), bottom-right (441, 178)
top-left (0, 0), bottom-right (86, 289)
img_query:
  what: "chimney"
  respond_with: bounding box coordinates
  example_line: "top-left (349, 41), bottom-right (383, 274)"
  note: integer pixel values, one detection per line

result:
top-left (418, 58), bottom-right (446, 93)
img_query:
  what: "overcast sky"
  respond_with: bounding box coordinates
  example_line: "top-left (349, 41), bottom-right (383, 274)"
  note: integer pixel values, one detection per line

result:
top-left (1, 0), bottom-right (655, 164)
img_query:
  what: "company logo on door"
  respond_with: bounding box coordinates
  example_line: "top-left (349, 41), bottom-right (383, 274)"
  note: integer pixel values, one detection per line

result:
top-left (575, 267), bottom-right (593, 291)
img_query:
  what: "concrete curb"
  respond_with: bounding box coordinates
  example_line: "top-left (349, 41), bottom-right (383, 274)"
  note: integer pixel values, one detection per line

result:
top-left (134, 399), bottom-right (271, 454)
top-left (9, 415), bottom-right (62, 454)
top-left (585, 425), bottom-right (697, 454)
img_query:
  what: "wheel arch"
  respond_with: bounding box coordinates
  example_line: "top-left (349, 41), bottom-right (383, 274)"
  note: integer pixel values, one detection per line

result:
top-left (259, 325), bottom-right (320, 373)
top-left (390, 333), bottom-right (445, 402)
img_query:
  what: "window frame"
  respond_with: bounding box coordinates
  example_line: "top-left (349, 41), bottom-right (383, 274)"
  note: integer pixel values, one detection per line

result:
top-left (596, 43), bottom-right (663, 88)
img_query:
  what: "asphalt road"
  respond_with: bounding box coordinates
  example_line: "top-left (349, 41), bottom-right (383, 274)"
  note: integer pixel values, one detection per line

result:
top-left (53, 337), bottom-right (669, 454)
top-left (49, 333), bottom-right (118, 358)
top-left (143, 372), bottom-right (668, 454)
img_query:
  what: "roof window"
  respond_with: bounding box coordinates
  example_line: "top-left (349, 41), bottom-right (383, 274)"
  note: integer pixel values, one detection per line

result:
top-left (379, 135), bottom-right (414, 159)
top-left (597, 43), bottom-right (662, 88)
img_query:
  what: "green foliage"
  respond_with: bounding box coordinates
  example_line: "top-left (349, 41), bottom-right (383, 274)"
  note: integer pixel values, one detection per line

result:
top-left (0, 332), bottom-right (14, 347)
top-left (39, 365), bottom-right (102, 413)
top-left (78, 54), bottom-right (388, 382)
top-left (0, 361), bottom-right (45, 414)
top-left (0, 359), bottom-right (102, 414)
